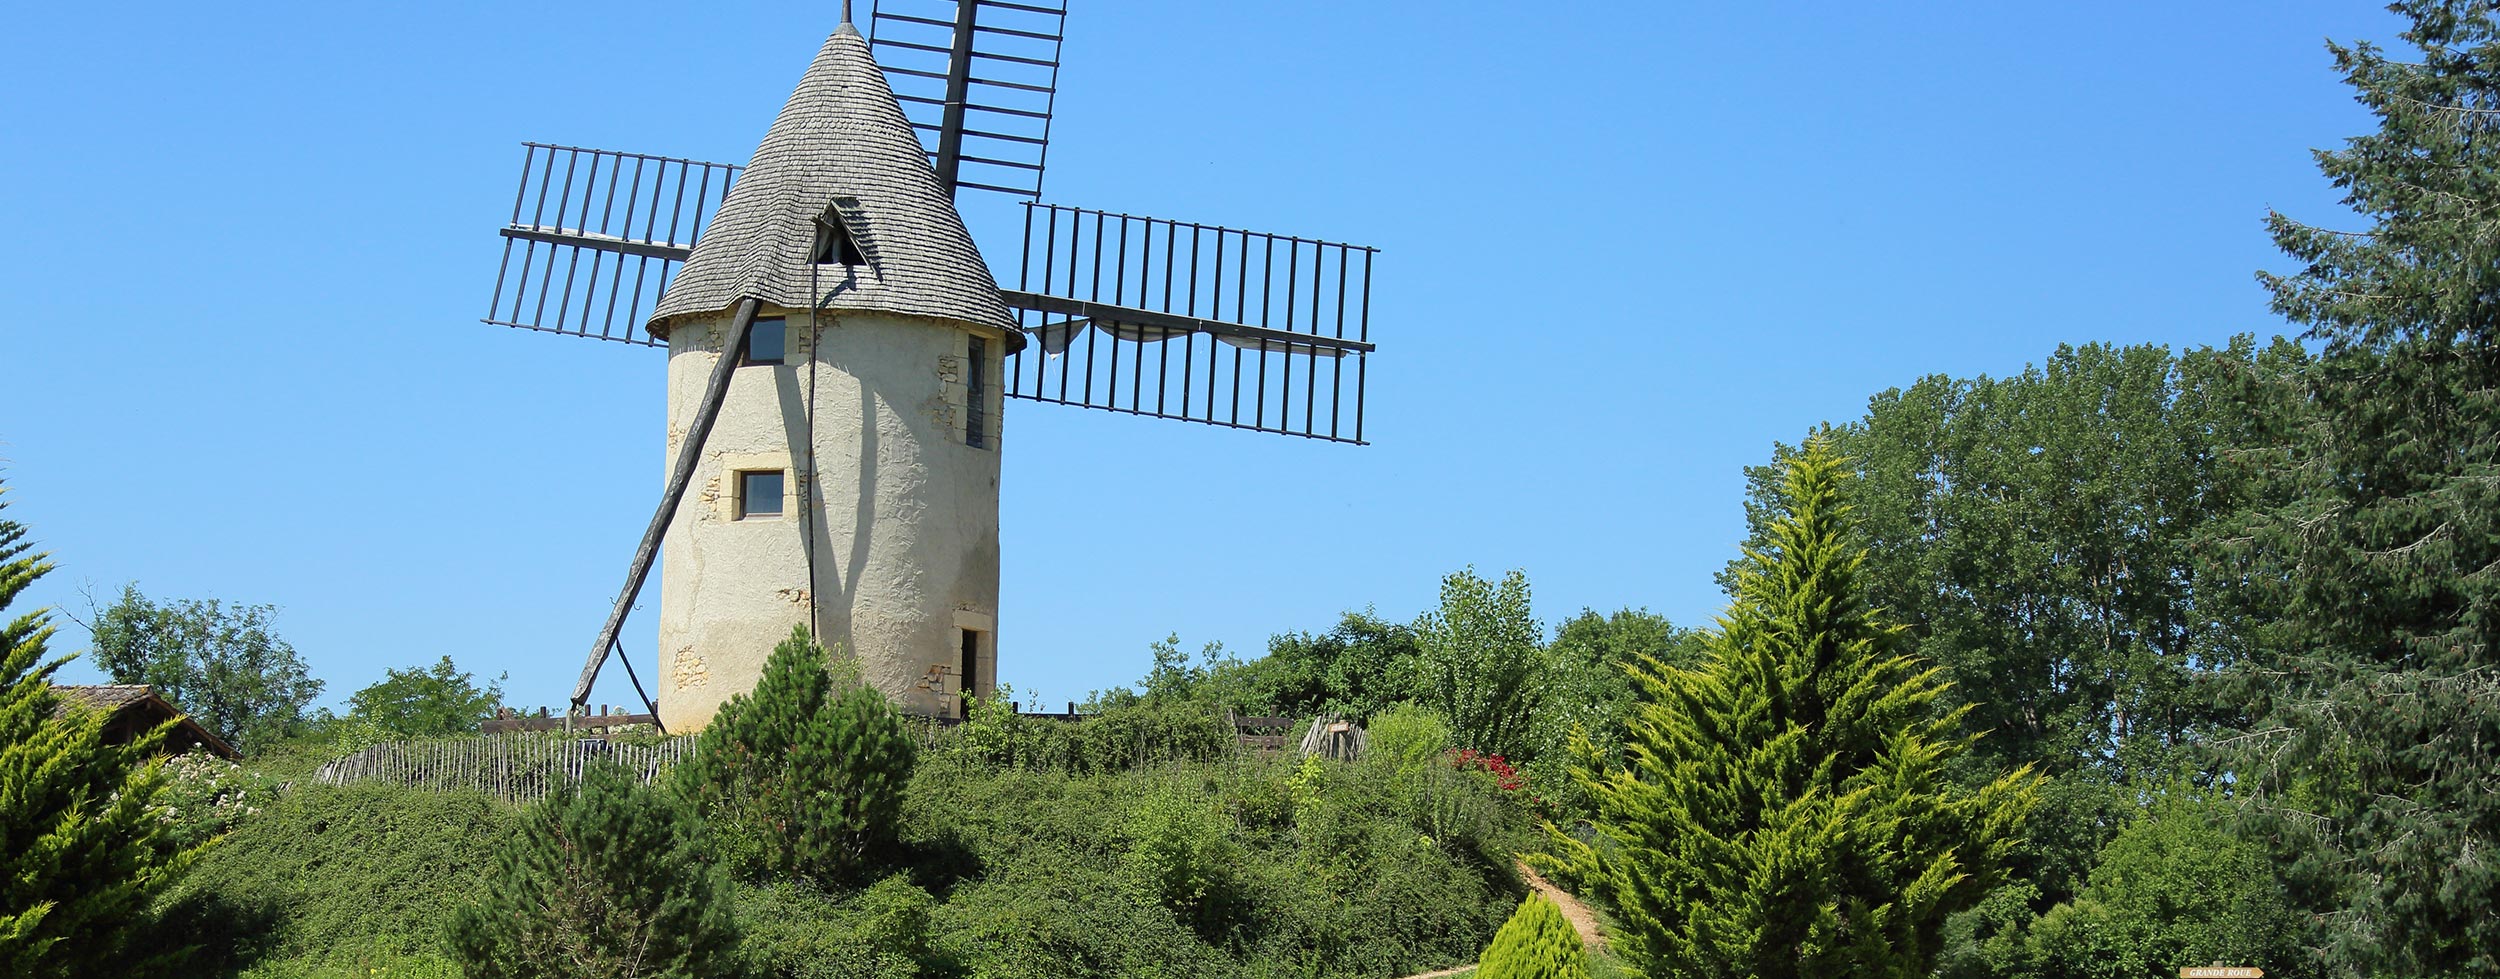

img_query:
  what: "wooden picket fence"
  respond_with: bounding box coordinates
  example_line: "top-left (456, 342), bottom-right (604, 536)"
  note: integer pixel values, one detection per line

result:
top-left (313, 732), bottom-right (697, 805)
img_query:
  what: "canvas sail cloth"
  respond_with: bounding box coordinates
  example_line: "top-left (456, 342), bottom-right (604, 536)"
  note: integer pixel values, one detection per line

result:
top-left (1028, 318), bottom-right (1362, 358)
top-left (644, 23), bottom-right (1021, 350)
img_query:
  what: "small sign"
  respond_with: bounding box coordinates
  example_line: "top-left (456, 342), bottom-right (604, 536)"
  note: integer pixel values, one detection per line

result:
top-left (1328, 722), bottom-right (1352, 733)
top-left (2180, 968), bottom-right (2262, 978)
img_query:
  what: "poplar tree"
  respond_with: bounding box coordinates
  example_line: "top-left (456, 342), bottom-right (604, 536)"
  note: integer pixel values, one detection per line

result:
top-left (1550, 441), bottom-right (2038, 979)
top-left (0, 487), bottom-right (194, 977)
top-left (2236, 4), bottom-right (2500, 974)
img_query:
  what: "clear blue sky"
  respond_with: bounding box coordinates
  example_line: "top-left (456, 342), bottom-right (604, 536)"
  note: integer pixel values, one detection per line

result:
top-left (0, 2), bottom-right (2400, 713)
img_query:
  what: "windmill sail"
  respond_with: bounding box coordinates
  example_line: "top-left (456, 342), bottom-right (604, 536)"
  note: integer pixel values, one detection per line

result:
top-left (484, 143), bottom-right (737, 347)
top-left (1006, 203), bottom-right (1373, 443)
top-left (866, 0), bottom-right (1067, 199)
top-left (485, 147), bottom-right (1375, 444)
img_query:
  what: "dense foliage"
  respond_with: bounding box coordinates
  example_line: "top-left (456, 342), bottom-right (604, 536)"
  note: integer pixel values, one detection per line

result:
top-left (84, 583), bottom-right (324, 753)
top-left (0, 487), bottom-right (196, 978)
top-left (1476, 893), bottom-right (1589, 979)
top-left (155, 782), bottom-right (514, 970)
top-left (1557, 441), bottom-right (2038, 979)
top-left (449, 762), bottom-right (739, 979)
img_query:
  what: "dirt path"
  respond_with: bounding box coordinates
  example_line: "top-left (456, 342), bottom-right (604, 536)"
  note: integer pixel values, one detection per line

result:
top-left (1519, 861), bottom-right (1604, 952)
top-left (1396, 861), bottom-right (1605, 979)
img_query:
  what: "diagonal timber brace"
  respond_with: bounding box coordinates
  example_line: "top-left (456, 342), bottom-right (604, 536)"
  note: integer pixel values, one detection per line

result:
top-left (573, 297), bottom-right (764, 717)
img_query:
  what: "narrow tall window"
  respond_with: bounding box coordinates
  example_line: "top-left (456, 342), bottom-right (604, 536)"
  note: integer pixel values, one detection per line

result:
top-left (735, 470), bottom-right (784, 520)
top-left (965, 335), bottom-right (987, 448)
top-left (743, 318), bottom-right (786, 366)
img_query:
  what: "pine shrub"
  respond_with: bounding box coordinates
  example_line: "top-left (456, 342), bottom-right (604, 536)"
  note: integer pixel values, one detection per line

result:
top-left (447, 761), bottom-right (737, 979)
top-left (1476, 893), bottom-right (1589, 979)
top-left (0, 485), bottom-right (198, 978)
top-left (675, 627), bottom-right (916, 883)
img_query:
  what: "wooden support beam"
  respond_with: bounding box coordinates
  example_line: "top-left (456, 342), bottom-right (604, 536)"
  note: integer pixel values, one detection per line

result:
top-left (572, 297), bottom-right (764, 709)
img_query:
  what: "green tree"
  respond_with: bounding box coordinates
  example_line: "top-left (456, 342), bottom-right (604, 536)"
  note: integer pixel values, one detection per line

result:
top-left (345, 656), bottom-right (506, 738)
top-left (2026, 791), bottom-right (2295, 979)
top-left (1730, 340), bottom-right (2304, 789)
top-left (447, 761), bottom-right (738, 979)
top-left (2227, 5), bottom-right (2500, 974)
top-left (674, 628), bottom-right (915, 883)
top-left (1533, 608), bottom-right (1705, 817)
top-left (1552, 441), bottom-right (2039, 979)
top-left (83, 584), bottom-right (323, 752)
top-left (0, 488), bottom-right (197, 978)
top-left (1476, 893), bottom-right (1589, 979)
top-left (1410, 568), bottom-right (1546, 759)
top-left (1242, 611), bottom-right (1423, 719)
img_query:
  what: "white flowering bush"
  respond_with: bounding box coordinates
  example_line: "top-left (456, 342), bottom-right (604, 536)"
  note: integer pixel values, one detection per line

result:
top-left (157, 747), bottom-right (277, 848)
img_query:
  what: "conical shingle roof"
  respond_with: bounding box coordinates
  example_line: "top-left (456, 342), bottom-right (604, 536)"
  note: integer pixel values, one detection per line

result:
top-left (647, 24), bottom-right (1019, 347)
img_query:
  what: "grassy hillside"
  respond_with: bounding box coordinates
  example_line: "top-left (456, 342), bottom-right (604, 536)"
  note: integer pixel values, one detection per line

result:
top-left (153, 706), bottom-right (1539, 979)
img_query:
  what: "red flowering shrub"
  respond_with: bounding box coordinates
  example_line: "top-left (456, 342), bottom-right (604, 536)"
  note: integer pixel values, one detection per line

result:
top-left (1449, 748), bottom-right (1527, 793)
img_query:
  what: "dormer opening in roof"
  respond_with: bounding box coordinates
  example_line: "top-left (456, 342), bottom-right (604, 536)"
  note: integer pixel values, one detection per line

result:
top-left (813, 198), bottom-right (868, 267)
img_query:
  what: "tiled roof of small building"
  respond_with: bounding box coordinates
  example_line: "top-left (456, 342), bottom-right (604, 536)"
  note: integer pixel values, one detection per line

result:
top-left (53, 684), bottom-right (155, 712)
top-left (648, 23), bottom-right (1019, 347)
top-left (53, 684), bottom-right (240, 760)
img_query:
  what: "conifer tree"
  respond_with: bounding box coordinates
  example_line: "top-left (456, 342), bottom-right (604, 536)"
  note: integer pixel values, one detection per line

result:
top-left (1548, 440), bottom-right (2038, 979)
top-left (1476, 892), bottom-right (1590, 979)
top-left (447, 761), bottom-right (738, 979)
top-left (2236, 4), bottom-right (2500, 974)
top-left (0, 486), bottom-right (195, 978)
top-left (674, 627), bottom-right (916, 882)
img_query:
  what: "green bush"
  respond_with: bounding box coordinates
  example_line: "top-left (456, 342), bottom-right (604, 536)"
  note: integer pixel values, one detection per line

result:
top-left (676, 627), bottom-right (915, 883)
top-left (1366, 701), bottom-right (1454, 775)
top-left (735, 876), bottom-right (938, 979)
top-left (157, 748), bottom-right (280, 850)
top-left (942, 690), bottom-right (1237, 775)
top-left (1477, 893), bottom-right (1589, 979)
top-left (154, 783), bottom-right (513, 968)
top-left (1121, 782), bottom-right (1240, 932)
top-left (447, 762), bottom-right (738, 979)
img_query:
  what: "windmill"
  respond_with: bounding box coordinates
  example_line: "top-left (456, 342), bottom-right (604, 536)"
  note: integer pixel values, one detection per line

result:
top-left (480, 1), bottom-right (1377, 732)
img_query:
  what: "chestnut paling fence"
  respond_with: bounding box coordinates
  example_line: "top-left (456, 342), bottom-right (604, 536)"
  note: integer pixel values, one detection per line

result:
top-left (313, 731), bottom-right (697, 806)
top-left (314, 714), bottom-right (1327, 805)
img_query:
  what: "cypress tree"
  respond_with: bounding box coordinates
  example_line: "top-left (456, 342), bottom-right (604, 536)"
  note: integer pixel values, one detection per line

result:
top-left (1476, 893), bottom-right (1590, 979)
top-left (447, 761), bottom-right (738, 979)
top-left (2236, 4), bottom-right (2500, 974)
top-left (1549, 440), bottom-right (2038, 979)
top-left (0, 485), bottom-right (196, 978)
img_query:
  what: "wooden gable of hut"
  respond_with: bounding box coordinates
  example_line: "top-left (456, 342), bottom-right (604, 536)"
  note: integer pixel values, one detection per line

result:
top-left (52, 684), bottom-right (238, 760)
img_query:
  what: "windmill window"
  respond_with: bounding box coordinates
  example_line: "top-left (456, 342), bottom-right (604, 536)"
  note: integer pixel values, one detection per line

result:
top-left (965, 335), bottom-right (988, 448)
top-left (742, 318), bottom-right (786, 366)
top-left (813, 209), bottom-right (866, 267)
top-left (734, 470), bottom-right (784, 520)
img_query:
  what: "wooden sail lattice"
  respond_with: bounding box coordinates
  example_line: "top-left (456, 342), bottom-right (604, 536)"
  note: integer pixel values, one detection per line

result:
top-left (484, 144), bottom-right (1374, 443)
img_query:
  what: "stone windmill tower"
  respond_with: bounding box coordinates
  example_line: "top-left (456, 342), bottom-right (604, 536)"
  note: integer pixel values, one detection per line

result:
top-left (481, 3), bottom-right (1378, 732)
top-left (641, 24), bottom-right (1018, 730)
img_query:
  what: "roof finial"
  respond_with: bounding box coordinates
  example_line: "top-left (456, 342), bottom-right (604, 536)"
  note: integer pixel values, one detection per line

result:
top-left (842, 0), bottom-right (854, 25)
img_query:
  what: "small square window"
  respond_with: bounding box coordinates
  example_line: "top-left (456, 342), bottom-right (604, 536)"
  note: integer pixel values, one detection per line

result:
top-left (735, 470), bottom-right (784, 520)
top-left (743, 318), bottom-right (786, 366)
